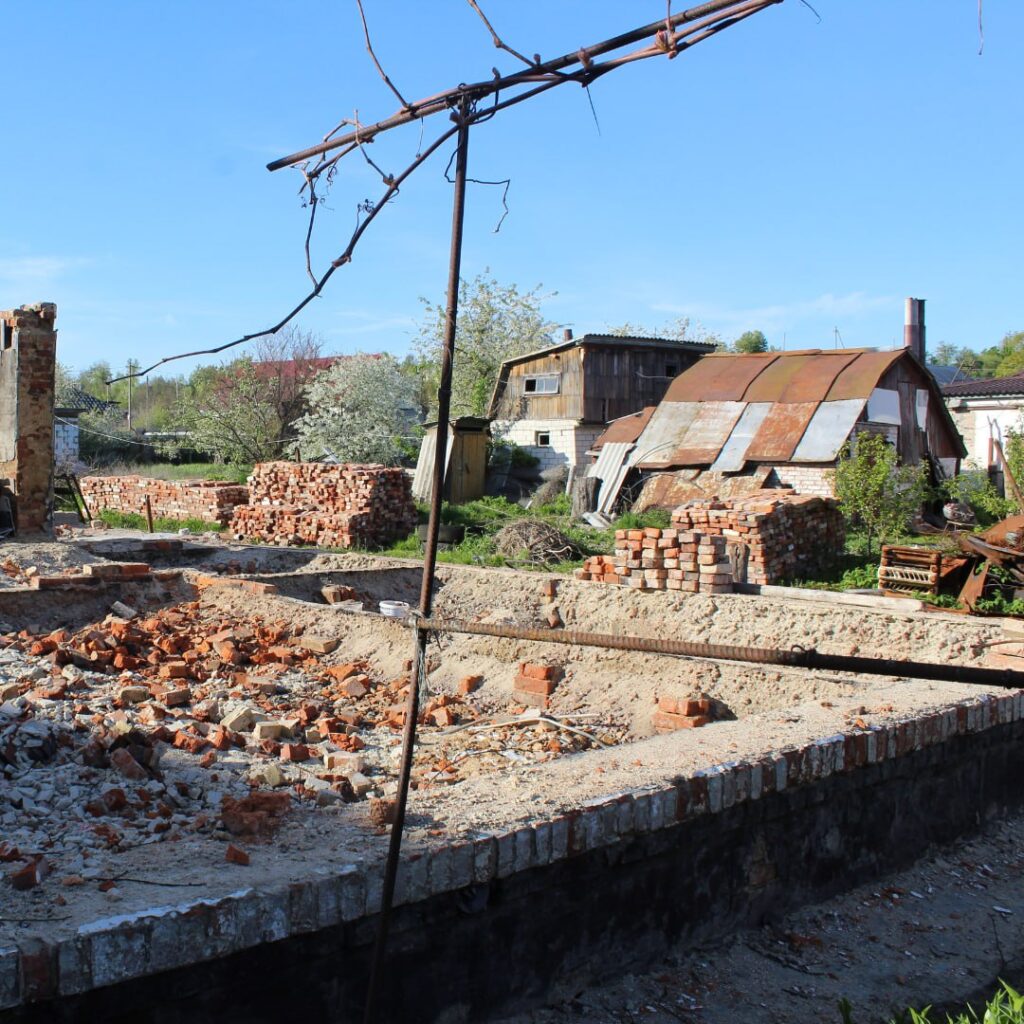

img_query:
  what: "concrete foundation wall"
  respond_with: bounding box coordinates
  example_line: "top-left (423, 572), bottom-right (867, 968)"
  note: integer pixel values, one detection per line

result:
top-left (5, 688), bottom-right (1023, 1022)
top-left (0, 304), bottom-right (57, 533)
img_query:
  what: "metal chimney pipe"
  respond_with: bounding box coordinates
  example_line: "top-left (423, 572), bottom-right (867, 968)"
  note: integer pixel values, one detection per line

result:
top-left (904, 297), bottom-right (925, 363)
top-left (563, 328), bottom-right (574, 342)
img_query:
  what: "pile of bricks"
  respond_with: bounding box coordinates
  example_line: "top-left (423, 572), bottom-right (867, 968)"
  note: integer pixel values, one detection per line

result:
top-left (575, 528), bottom-right (732, 594)
top-left (229, 461), bottom-right (417, 549)
top-left (513, 662), bottom-right (563, 708)
top-left (80, 476), bottom-right (249, 526)
top-left (652, 696), bottom-right (714, 733)
top-left (670, 491), bottom-right (844, 585)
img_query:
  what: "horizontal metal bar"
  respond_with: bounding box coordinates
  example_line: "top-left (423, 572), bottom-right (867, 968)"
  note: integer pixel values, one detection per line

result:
top-left (418, 617), bottom-right (1024, 690)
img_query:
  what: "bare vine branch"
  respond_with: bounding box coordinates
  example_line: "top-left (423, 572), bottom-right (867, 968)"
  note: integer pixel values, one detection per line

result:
top-left (465, 0), bottom-right (536, 69)
top-left (106, 0), bottom-right (784, 383)
top-left (355, 0), bottom-right (411, 109)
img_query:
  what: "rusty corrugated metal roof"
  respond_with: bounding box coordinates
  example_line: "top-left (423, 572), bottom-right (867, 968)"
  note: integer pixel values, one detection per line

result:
top-left (632, 347), bottom-right (957, 472)
top-left (825, 350), bottom-right (903, 401)
top-left (744, 401), bottom-right (819, 461)
top-left (592, 407), bottom-right (655, 449)
top-left (663, 352), bottom-right (777, 402)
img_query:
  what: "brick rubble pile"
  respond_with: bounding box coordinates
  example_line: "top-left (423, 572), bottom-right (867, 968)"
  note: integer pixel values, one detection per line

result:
top-left (575, 528), bottom-right (731, 594)
top-left (670, 491), bottom-right (844, 585)
top-left (80, 476), bottom-right (249, 526)
top-left (229, 461), bottom-right (417, 549)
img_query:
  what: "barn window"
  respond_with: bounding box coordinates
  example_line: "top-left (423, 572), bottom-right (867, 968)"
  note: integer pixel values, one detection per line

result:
top-left (535, 431), bottom-right (551, 447)
top-left (523, 374), bottom-right (560, 395)
top-left (665, 363), bottom-right (677, 378)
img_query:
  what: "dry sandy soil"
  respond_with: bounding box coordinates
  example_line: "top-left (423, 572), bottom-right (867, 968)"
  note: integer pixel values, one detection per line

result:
top-left (499, 814), bottom-right (1024, 1024)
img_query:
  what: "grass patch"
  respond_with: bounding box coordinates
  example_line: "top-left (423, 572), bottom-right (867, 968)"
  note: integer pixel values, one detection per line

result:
top-left (360, 495), bottom-right (670, 572)
top-left (85, 462), bottom-right (252, 484)
top-left (840, 979), bottom-right (1024, 1023)
top-left (97, 509), bottom-right (223, 534)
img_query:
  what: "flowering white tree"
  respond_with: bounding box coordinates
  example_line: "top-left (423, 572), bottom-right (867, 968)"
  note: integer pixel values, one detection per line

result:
top-left (294, 354), bottom-right (416, 464)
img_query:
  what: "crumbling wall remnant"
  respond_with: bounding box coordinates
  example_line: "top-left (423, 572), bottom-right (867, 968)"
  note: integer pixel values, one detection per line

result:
top-left (0, 303), bottom-right (57, 533)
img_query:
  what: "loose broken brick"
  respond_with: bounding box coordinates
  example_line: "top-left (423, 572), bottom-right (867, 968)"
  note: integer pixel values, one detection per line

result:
top-left (281, 743), bottom-right (310, 762)
top-left (109, 747), bottom-right (148, 781)
top-left (298, 635), bottom-right (338, 655)
top-left (10, 858), bottom-right (48, 891)
top-left (458, 674), bottom-right (483, 694)
top-left (225, 843), bottom-right (250, 866)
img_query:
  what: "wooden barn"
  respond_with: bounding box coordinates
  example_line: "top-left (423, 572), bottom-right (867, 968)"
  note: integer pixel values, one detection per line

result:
top-left (487, 332), bottom-right (714, 474)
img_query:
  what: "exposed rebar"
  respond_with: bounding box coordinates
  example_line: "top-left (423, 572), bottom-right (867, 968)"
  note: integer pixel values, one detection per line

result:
top-left (417, 617), bottom-right (1024, 690)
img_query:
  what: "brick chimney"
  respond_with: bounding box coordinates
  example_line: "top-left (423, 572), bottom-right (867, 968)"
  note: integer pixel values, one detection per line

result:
top-left (904, 297), bottom-right (925, 363)
top-left (0, 303), bottom-right (57, 533)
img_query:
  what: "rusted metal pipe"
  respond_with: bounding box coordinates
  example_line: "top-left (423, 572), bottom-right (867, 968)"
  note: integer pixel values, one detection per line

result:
top-left (362, 98), bottom-right (471, 1024)
top-left (418, 617), bottom-right (1024, 690)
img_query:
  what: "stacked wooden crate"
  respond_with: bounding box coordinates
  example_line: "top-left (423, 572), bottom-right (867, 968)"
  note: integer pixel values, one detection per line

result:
top-left (229, 462), bottom-right (416, 549)
top-left (80, 476), bottom-right (249, 525)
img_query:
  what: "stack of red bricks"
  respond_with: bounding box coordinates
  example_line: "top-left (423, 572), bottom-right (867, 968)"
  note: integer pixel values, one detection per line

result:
top-left (80, 476), bottom-right (249, 525)
top-left (513, 662), bottom-right (563, 708)
top-left (229, 461), bottom-right (417, 549)
top-left (670, 491), bottom-right (844, 585)
top-left (575, 527), bottom-right (732, 594)
top-left (652, 696), bottom-right (713, 733)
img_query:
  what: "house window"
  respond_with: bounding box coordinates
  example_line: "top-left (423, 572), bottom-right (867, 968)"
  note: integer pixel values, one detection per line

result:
top-left (535, 431), bottom-right (551, 447)
top-left (665, 363), bottom-right (677, 378)
top-left (523, 374), bottom-right (560, 395)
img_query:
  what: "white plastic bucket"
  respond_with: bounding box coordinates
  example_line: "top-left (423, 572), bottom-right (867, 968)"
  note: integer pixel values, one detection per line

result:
top-left (379, 600), bottom-right (411, 619)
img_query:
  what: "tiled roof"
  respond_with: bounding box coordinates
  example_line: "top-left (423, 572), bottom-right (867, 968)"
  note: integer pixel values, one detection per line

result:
top-left (942, 372), bottom-right (1024, 398)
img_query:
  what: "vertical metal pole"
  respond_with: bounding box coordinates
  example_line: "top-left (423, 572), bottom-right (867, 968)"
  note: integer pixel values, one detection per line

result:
top-left (362, 97), bottom-right (471, 1024)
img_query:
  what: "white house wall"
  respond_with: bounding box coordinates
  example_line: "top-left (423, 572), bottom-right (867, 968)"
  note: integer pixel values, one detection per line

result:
top-left (491, 418), bottom-right (603, 472)
top-left (945, 397), bottom-right (1023, 469)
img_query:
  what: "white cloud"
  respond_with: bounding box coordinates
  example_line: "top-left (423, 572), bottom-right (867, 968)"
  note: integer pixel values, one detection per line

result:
top-left (653, 291), bottom-right (896, 333)
top-left (0, 255), bottom-right (89, 291)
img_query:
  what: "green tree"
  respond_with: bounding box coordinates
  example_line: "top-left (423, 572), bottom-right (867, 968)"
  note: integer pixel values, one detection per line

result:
top-left (977, 330), bottom-right (1024, 378)
top-left (294, 354), bottom-right (416, 464)
top-left (414, 273), bottom-right (556, 418)
top-left (177, 327), bottom-right (325, 463)
top-left (928, 342), bottom-right (959, 366)
top-left (733, 329), bottom-right (768, 353)
top-left (180, 359), bottom-right (284, 464)
top-left (831, 433), bottom-right (929, 556)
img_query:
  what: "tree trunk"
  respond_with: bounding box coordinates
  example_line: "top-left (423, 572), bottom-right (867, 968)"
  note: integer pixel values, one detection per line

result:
top-left (571, 476), bottom-right (599, 519)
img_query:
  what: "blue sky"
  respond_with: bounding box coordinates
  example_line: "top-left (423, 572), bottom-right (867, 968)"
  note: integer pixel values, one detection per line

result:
top-left (3, 1), bottom-right (1021, 376)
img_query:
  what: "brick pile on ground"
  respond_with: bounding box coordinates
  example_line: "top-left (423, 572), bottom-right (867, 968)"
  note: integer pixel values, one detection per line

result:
top-left (575, 528), bottom-right (732, 594)
top-left (229, 461), bottom-right (417, 549)
top-left (670, 491), bottom-right (845, 585)
top-left (80, 476), bottom-right (249, 526)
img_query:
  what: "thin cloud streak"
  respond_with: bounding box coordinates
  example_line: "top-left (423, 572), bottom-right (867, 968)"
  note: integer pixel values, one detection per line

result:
top-left (653, 291), bottom-right (897, 333)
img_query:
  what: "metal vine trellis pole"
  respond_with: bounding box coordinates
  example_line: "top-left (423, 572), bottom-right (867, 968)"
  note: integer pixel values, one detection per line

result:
top-left (250, 3), bottom-right (794, 1020)
top-left (103, 1), bottom-right (794, 1016)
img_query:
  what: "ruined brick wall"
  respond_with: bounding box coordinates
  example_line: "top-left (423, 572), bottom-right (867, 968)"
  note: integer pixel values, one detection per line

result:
top-left (230, 461), bottom-right (417, 548)
top-left (79, 476), bottom-right (249, 525)
top-left (0, 304), bottom-right (57, 533)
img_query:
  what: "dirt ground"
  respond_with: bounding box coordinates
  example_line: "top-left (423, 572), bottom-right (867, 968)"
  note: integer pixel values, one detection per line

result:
top-left (498, 813), bottom-right (1024, 1024)
top-left (0, 533), bottom-right (1021, 1009)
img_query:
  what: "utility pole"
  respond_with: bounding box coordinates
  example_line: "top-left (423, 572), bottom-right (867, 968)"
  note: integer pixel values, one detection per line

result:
top-left (126, 359), bottom-right (137, 430)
